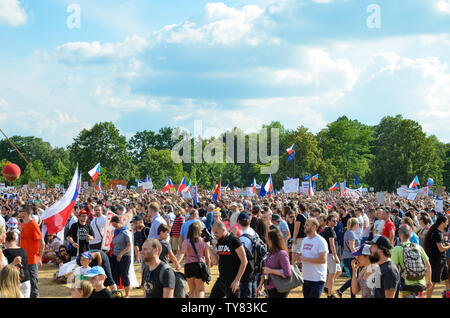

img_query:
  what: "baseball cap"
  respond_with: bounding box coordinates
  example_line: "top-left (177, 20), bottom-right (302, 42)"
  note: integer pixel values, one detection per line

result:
top-left (208, 204), bottom-right (215, 210)
top-left (238, 212), bottom-right (250, 221)
top-left (272, 214), bottom-right (281, 222)
top-left (84, 266), bottom-right (106, 277)
top-left (166, 205), bottom-right (174, 212)
top-left (230, 202), bottom-right (237, 208)
top-left (81, 252), bottom-right (93, 260)
top-left (371, 235), bottom-right (393, 250)
top-left (79, 209), bottom-right (89, 216)
top-left (352, 244), bottom-right (371, 257)
top-left (132, 215), bottom-right (143, 222)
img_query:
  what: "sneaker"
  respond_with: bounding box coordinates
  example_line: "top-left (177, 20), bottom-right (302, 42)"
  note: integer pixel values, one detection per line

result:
top-left (336, 290), bottom-right (343, 298)
top-left (327, 294), bottom-right (337, 298)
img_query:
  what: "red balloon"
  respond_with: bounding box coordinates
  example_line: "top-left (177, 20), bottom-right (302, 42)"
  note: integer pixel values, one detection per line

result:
top-left (3, 163), bottom-right (21, 181)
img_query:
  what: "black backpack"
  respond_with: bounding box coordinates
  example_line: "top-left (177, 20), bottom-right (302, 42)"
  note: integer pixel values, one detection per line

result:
top-left (241, 232), bottom-right (269, 276)
top-left (159, 263), bottom-right (187, 298)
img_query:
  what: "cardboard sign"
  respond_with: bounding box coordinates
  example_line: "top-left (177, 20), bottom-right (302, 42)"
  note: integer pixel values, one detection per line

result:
top-left (300, 182), bottom-right (309, 194)
top-left (101, 211), bottom-right (133, 251)
top-left (283, 178), bottom-right (299, 193)
top-left (376, 192), bottom-right (385, 205)
top-left (407, 192), bottom-right (417, 201)
top-left (435, 199), bottom-right (444, 213)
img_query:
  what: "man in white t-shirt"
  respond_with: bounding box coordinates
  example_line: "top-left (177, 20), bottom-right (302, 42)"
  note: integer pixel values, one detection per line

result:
top-left (229, 203), bottom-right (240, 227)
top-left (374, 209), bottom-right (385, 236)
top-left (298, 217), bottom-right (328, 298)
top-left (90, 206), bottom-right (106, 250)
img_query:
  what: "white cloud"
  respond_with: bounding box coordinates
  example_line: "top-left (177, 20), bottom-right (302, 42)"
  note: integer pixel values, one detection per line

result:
top-left (435, 0), bottom-right (450, 14)
top-left (0, 0), bottom-right (27, 26)
top-left (153, 2), bottom-right (279, 46)
top-left (0, 97), bottom-right (9, 110)
top-left (55, 35), bottom-right (148, 65)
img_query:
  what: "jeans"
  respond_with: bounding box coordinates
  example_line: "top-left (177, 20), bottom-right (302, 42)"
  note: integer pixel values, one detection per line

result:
top-left (338, 258), bottom-right (356, 298)
top-left (240, 275), bottom-right (257, 298)
top-left (28, 263), bottom-right (39, 298)
top-left (110, 254), bottom-right (131, 287)
top-left (210, 277), bottom-right (240, 298)
top-left (302, 280), bottom-right (326, 298)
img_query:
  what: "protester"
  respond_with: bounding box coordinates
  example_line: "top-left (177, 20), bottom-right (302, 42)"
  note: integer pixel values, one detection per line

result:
top-left (86, 266), bottom-right (114, 298)
top-left (400, 217), bottom-right (420, 244)
top-left (176, 221), bottom-right (210, 298)
top-left (148, 202), bottom-right (167, 239)
top-left (55, 245), bottom-right (71, 267)
top-left (369, 235), bottom-right (400, 298)
top-left (132, 215), bottom-right (149, 263)
top-left (292, 203), bottom-right (308, 265)
top-left (298, 218), bottom-right (328, 298)
top-left (257, 228), bottom-right (292, 298)
top-left (381, 207), bottom-right (396, 245)
top-left (392, 224), bottom-right (432, 298)
top-left (157, 224), bottom-right (182, 270)
top-left (66, 209), bottom-right (94, 257)
top-left (423, 215), bottom-right (450, 298)
top-left (90, 205), bottom-right (106, 250)
top-left (43, 233), bottom-right (61, 263)
top-left (170, 206), bottom-right (185, 255)
top-left (72, 280), bottom-right (94, 298)
top-left (18, 205), bottom-right (44, 298)
top-left (350, 244), bottom-right (377, 298)
top-left (3, 231), bottom-right (31, 297)
top-left (208, 221), bottom-right (248, 298)
top-left (336, 217), bottom-right (360, 298)
top-left (0, 224), bottom-right (7, 270)
top-left (320, 213), bottom-right (342, 298)
top-left (77, 249), bottom-right (118, 293)
top-left (141, 239), bottom-right (176, 298)
top-left (0, 264), bottom-right (23, 298)
top-left (109, 215), bottom-right (132, 298)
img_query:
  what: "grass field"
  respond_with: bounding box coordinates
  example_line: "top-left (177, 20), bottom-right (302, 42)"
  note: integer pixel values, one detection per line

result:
top-left (38, 262), bottom-right (447, 298)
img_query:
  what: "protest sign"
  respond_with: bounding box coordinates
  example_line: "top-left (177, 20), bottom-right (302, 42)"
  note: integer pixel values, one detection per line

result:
top-left (376, 192), bottom-right (385, 205)
top-left (369, 187), bottom-right (374, 192)
top-left (435, 199), bottom-right (444, 213)
top-left (182, 192), bottom-right (192, 199)
top-left (300, 182), bottom-right (309, 194)
top-left (141, 182), bottom-right (153, 190)
top-left (283, 178), bottom-right (299, 193)
top-left (407, 192), bottom-right (417, 201)
top-left (55, 184), bottom-right (60, 189)
top-left (83, 182), bottom-right (89, 189)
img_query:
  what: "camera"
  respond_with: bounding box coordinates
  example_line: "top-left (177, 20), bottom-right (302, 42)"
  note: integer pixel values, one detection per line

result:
top-left (201, 228), bottom-right (214, 243)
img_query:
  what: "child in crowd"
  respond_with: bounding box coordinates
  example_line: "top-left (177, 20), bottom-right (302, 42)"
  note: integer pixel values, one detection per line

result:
top-left (85, 266), bottom-right (114, 298)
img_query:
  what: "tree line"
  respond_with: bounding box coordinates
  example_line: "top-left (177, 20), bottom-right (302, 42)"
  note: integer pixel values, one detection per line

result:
top-left (0, 115), bottom-right (448, 192)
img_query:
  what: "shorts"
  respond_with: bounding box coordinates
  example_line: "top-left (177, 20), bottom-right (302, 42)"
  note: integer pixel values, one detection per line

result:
top-left (430, 259), bottom-right (449, 283)
top-left (293, 238), bottom-right (304, 254)
top-left (327, 254), bottom-right (341, 274)
top-left (171, 236), bottom-right (180, 251)
top-left (185, 262), bottom-right (204, 279)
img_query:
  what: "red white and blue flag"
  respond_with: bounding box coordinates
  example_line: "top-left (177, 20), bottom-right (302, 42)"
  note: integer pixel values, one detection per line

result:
top-left (183, 179), bottom-right (191, 193)
top-left (312, 174), bottom-right (319, 181)
top-left (426, 178), bottom-right (434, 188)
top-left (252, 177), bottom-right (257, 193)
top-left (329, 182), bottom-right (338, 192)
top-left (88, 163), bottom-right (101, 181)
top-left (95, 179), bottom-right (102, 192)
top-left (264, 174), bottom-right (273, 197)
top-left (163, 176), bottom-right (174, 193)
top-left (212, 178), bottom-right (221, 201)
top-left (409, 176), bottom-right (420, 189)
top-left (308, 178), bottom-right (314, 197)
top-left (225, 184), bottom-right (230, 191)
top-left (286, 144), bottom-right (295, 161)
top-left (177, 177), bottom-right (187, 194)
top-left (42, 167), bottom-right (81, 235)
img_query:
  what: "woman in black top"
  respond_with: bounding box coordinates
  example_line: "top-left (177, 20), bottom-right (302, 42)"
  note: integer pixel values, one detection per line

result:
top-left (3, 231), bottom-right (31, 298)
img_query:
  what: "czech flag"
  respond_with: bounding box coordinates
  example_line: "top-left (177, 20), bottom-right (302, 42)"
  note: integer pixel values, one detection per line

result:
top-left (225, 184), bottom-right (230, 191)
top-left (329, 182), bottom-right (338, 192)
top-left (308, 178), bottom-right (314, 197)
top-left (252, 177), bottom-right (257, 193)
top-left (426, 178), bottom-right (434, 188)
top-left (88, 163), bottom-right (101, 181)
top-left (233, 187), bottom-right (239, 193)
top-left (212, 179), bottom-right (221, 201)
top-left (177, 177), bottom-right (187, 194)
top-left (162, 176), bottom-right (174, 193)
top-left (312, 174), bottom-right (319, 181)
top-left (286, 144), bottom-right (295, 161)
top-left (408, 176), bottom-right (420, 189)
top-left (95, 179), bottom-right (102, 192)
top-left (265, 174), bottom-right (273, 197)
top-left (42, 167), bottom-right (81, 235)
top-left (183, 179), bottom-right (191, 193)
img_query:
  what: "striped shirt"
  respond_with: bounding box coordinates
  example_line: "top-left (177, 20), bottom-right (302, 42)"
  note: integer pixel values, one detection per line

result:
top-left (171, 215), bottom-right (185, 237)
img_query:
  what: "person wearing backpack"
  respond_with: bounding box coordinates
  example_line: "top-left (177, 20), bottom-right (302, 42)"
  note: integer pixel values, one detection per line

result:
top-left (392, 224), bottom-right (432, 298)
top-left (141, 239), bottom-right (176, 298)
top-left (208, 220), bottom-right (248, 298)
top-left (238, 212), bottom-right (268, 298)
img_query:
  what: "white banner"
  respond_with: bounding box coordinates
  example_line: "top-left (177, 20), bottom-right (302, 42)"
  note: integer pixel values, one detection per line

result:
top-left (396, 187), bottom-right (428, 197)
top-left (376, 192), bottom-right (385, 205)
top-left (435, 199), bottom-right (444, 212)
top-left (300, 182), bottom-right (309, 194)
top-left (141, 182), bottom-right (153, 190)
top-left (182, 192), bottom-right (192, 199)
top-left (283, 178), bottom-right (299, 193)
top-left (407, 192), bottom-right (418, 201)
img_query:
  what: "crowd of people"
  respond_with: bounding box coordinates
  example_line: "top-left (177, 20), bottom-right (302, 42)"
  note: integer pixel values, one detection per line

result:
top-left (0, 185), bottom-right (449, 299)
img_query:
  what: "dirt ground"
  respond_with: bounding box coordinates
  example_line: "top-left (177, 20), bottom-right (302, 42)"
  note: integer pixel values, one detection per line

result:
top-left (38, 262), bottom-right (446, 298)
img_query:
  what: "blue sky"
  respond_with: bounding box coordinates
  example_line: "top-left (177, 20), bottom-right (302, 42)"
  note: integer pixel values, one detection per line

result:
top-left (1, 0), bottom-right (450, 147)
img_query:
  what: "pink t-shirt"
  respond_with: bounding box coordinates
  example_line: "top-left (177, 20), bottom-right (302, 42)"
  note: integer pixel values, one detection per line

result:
top-left (230, 223), bottom-right (243, 238)
top-left (183, 238), bottom-right (206, 264)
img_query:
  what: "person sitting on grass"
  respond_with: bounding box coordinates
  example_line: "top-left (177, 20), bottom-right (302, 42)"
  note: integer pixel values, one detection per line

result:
top-left (67, 252), bottom-right (92, 295)
top-left (85, 266), bottom-right (114, 298)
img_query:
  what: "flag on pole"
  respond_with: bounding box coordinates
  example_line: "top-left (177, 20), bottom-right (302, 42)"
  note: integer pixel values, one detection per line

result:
top-left (252, 177), bottom-right (257, 193)
top-left (408, 176), bottom-right (420, 189)
top-left (36, 178), bottom-right (39, 185)
top-left (183, 179), bottom-right (191, 193)
top-left (426, 178), bottom-right (434, 188)
top-left (304, 174), bottom-right (311, 181)
top-left (308, 178), bottom-right (314, 197)
top-left (355, 174), bottom-right (360, 188)
top-left (264, 174), bottom-right (273, 197)
top-left (177, 177), bottom-right (187, 194)
top-left (88, 163), bottom-right (101, 181)
top-left (212, 178), bottom-right (221, 201)
top-left (259, 182), bottom-right (266, 197)
top-left (329, 182), bottom-right (338, 192)
top-left (42, 167), bottom-right (81, 234)
top-left (311, 174), bottom-right (319, 181)
top-left (162, 177), bottom-right (174, 193)
top-left (95, 179), bottom-right (102, 191)
top-left (286, 144), bottom-right (295, 161)
top-left (225, 184), bottom-right (230, 191)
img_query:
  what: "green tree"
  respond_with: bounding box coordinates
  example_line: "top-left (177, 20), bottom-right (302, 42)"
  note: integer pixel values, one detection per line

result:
top-left (368, 115), bottom-right (444, 191)
top-left (68, 122), bottom-right (137, 181)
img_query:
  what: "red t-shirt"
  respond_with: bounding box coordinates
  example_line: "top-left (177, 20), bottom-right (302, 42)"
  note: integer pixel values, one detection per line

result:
top-left (20, 219), bottom-right (43, 265)
top-left (381, 219), bottom-right (395, 244)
